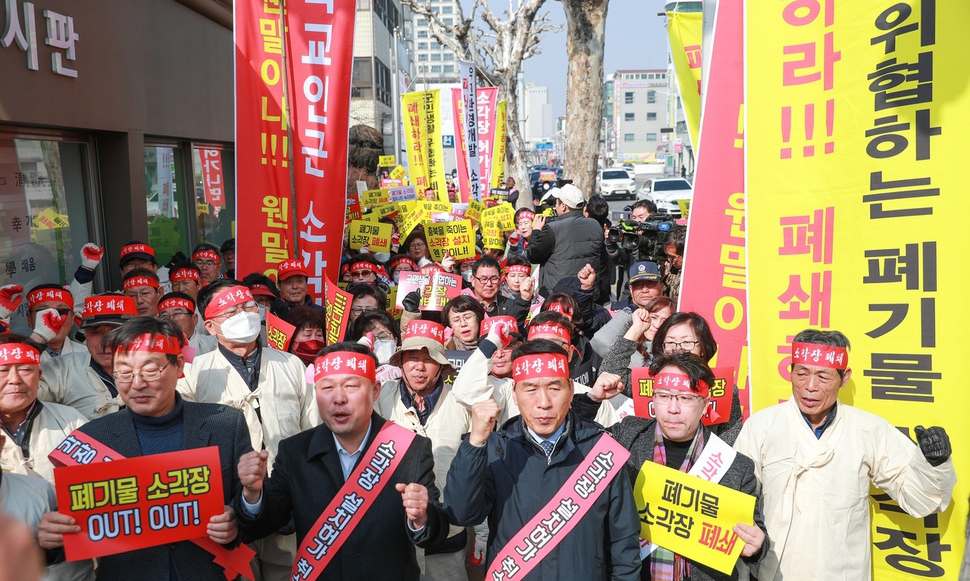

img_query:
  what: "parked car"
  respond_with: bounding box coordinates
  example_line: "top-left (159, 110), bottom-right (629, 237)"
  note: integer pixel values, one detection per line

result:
top-left (597, 168), bottom-right (637, 200)
top-left (638, 177), bottom-right (693, 216)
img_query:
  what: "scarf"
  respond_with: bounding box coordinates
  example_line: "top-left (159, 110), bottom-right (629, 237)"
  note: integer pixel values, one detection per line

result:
top-left (649, 421), bottom-right (706, 581)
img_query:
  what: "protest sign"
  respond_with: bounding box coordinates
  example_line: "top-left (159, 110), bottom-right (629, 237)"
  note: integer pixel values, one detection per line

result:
top-left (324, 276), bottom-right (353, 344)
top-left (378, 155), bottom-right (396, 167)
top-left (360, 189), bottom-right (390, 210)
top-left (266, 312), bottom-right (296, 351)
top-left (426, 220), bottom-right (475, 261)
top-left (631, 367), bottom-right (735, 426)
top-left (633, 461), bottom-right (755, 574)
top-left (388, 186), bottom-right (417, 203)
top-left (421, 272), bottom-right (462, 311)
top-left (348, 220), bottom-right (393, 252)
top-left (54, 447), bottom-right (224, 561)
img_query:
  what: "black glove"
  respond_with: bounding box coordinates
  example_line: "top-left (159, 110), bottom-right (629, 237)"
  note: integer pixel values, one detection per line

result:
top-left (915, 425), bottom-right (951, 467)
top-left (402, 290), bottom-right (422, 314)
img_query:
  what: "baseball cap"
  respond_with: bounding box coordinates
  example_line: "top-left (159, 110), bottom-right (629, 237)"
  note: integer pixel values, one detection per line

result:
top-left (277, 258), bottom-right (310, 281)
top-left (119, 242), bottom-right (157, 267)
top-left (550, 183), bottom-right (585, 209)
top-left (628, 261), bottom-right (661, 284)
top-left (81, 294), bottom-right (137, 328)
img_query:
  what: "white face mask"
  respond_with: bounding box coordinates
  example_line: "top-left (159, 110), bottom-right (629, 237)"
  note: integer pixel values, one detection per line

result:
top-left (220, 311), bottom-right (261, 343)
top-left (374, 339), bottom-right (397, 365)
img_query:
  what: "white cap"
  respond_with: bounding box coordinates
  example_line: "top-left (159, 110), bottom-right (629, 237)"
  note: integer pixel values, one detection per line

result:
top-left (551, 183), bottom-right (585, 209)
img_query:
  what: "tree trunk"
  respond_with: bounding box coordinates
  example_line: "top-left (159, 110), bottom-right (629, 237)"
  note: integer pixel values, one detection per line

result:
top-left (563, 0), bottom-right (609, 199)
top-left (500, 79), bottom-right (532, 208)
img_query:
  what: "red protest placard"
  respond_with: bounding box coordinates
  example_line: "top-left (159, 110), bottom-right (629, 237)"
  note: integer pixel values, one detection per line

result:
top-left (324, 276), bottom-right (353, 345)
top-left (54, 446), bottom-right (224, 561)
top-left (394, 271), bottom-right (429, 310)
top-left (421, 272), bottom-right (462, 312)
top-left (266, 312), bottom-right (296, 351)
top-left (631, 367), bottom-right (736, 426)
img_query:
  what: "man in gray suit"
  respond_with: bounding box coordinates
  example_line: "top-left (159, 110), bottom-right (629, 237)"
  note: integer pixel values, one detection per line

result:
top-left (37, 317), bottom-right (254, 581)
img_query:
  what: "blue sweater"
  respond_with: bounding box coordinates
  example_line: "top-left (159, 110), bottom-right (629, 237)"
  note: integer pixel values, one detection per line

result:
top-left (131, 395), bottom-right (185, 455)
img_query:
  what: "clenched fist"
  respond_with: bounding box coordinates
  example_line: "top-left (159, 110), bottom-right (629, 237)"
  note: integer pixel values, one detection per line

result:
top-left (238, 450), bottom-right (269, 503)
top-left (80, 243), bottom-right (105, 270)
top-left (469, 399), bottom-right (500, 447)
top-left (590, 372), bottom-right (624, 403)
top-left (395, 482), bottom-right (429, 530)
top-left (518, 276), bottom-right (534, 301)
top-left (577, 263), bottom-right (596, 291)
top-left (0, 284), bottom-right (24, 320)
top-left (33, 307), bottom-right (68, 342)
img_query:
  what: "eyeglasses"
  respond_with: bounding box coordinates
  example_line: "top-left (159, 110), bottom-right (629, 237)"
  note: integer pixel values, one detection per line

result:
top-left (113, 362), bottom-right (171, 384)
top-left (351, 305), bottom-right (379, 317)
top-left (663, 339), bottom-right (700, 352)
top-left (159, 311), bottom-right (193, 320)
top-left (196, 260), bottom-right (217, 267)
top-left (474, 275), bottom-right (500, 285)
top-left (653, 391), bottom-right (704, 405)
top-left (212, 302), bottom-right (259, 320)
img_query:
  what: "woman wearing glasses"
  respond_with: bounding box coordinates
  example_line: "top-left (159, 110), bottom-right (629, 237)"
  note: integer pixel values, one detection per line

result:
top-left (576, 352), bottom-right (767, 581)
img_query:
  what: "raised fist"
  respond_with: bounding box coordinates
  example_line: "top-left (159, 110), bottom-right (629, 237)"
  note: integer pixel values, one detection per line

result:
top-left (33, 308), bottom-right (69, 342)
top-left (238, 450), bottom-right (269, 503)
top-left (0, 284), bottom-right (24, 320)
top-left (395, 483), bottom-right (429, 530)
top-left (469, 399), bottom-right (500, 447)
top-left (80, 243), bottom-right (105, 270)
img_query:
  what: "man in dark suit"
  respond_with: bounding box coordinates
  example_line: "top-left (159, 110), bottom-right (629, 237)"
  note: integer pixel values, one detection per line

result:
top-left (37, 317), bottom-right (254, 581)
top-left (235, 342), bottom-right (449, 581)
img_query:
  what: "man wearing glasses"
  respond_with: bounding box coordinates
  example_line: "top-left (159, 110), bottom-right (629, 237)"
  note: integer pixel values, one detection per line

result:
top-left (180, 281), bottom-right (320, 581)
top-left (157, 291), bottom-right (217, 356)
top-left (122, 269), bottom-right (163, 317)
top-left (468, 256), bottom-right (531, 320)
top-left (37, 317), bottom-right (252, 581)
top-left (192, 243), bottom-right (224, 286)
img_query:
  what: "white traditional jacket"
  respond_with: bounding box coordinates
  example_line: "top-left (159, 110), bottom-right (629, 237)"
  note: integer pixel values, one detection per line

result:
top-left (734, 398), bottom-right (956, 581)
top-left (38, 352), bottom-right (122, 420)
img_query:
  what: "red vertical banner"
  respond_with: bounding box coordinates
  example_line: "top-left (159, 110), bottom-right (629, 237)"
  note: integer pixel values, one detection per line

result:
top-left (285, 1), bottom-right (355, 301)
top-left (234, 0), bottom-right (293, 280)
top-left (475, 87), bottom-right (498, 193)
top-left (677, 0), bottom-right (748, 413)
top-left (197, 148), bottom-right (226, 210)
top-left (451, 88), bottom-right (471, 202)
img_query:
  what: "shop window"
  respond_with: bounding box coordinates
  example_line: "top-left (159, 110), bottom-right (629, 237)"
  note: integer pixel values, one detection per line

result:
top-left (191, 144), bottom-right (235, 249)
top-left (144, 144), bottom-right (189, 264)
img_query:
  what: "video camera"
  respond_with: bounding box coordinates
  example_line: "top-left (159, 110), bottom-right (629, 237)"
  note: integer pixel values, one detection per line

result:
top-left (607, 217), bottom-right (679, 266)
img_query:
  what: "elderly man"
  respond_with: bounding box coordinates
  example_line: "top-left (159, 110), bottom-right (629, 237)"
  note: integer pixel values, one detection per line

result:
top-left (192, 244), bottom-right (224, 286)
top-left (445, 339), bottom-right (641, 579)
top-left (180, 281), bottom-right (319, 581)
top-left (25, 285), bottom-right (85, 360)
top-left (122, 269), bottom-right (162, 316)
top-left (468, 256), bottom-right (532, 319)
top-left (274, 257), bottom-right (324, 320)
top-left (118, 241), bottom-right (158, 276)
top-left (36, 317), bottom-right (253, 581)
top-left (169, 264), bottom-right (203, 300)
top-left (733, 329), bottom-right (956, 581)
top-left (374, 319), bottom-right (472, 579)
top-left (579, 353), bottom-right (767, 579)
top-left (157, 291), bottom-right (217, 356)
top-left (591, 260), bottom-right (665, 359)
top-left (38, 294), bottom-right (136, 419)
top-left (235, 342), bottom-right (449, 581)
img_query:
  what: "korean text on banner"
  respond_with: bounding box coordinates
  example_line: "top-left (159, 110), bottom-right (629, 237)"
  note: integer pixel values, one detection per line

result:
top-left (490, 100), bottom-right (507, 189)
top-left (634, 461), bottom-right (755, 574)
top-left (746, 2), bottom-right (969, 579)
top-left (451, 88), bottom-right (472, 202)
top-left (197, 148), bottom-right (226, 210)
top-left (234, 0), bottom-right (293, 280)
top-left (425, 220), bottom-right (474, 261)
top-left (285, 0), bottom-right (355, 299)
top-left (348, 220), bottom-right (392, 252)
top-left (677, 0), bottom-right (748, 413)
top-left (324, 276), bottom-right (353, 344)
top-left (266, 312), bottom-right (296, 351)
top-left (54, 447), bottom-right (224, 561)
top-left (421, 89), bottom-right (449, 202)
top-left (631, 367), bottom-right (735, 427)
top-left (422, 272), bottom-right (462, 312)
top-left (667, 11), bottom-right (703, 149)
top-left (458, 60), bottom-right (482, 201)
top-left (476, 87), bottom-right (498, 192)
top-left (402, 91), bottom-right (429, 192)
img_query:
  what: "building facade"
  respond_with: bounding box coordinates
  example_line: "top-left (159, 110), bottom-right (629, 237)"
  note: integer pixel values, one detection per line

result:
top-left (523, 83), bottom-right (553, 146)
top-left (411, 0), bottom-right (460, 85)
top-left (611, 69), bottom-right (669, 162)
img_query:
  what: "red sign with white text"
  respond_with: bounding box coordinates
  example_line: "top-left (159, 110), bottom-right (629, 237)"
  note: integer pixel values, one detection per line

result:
top-left (54, 447), bottom-right (224, 561)
top-left (476, 87), bottom-right (498, 193)
top-left (286, 1), bottom-right (355, 301)
top-left (677, 0), bottom-right (749, 414)
top-left (197, 148), bottom-right (226, 210)
top-left (234, 0), bottom-right (294, 281)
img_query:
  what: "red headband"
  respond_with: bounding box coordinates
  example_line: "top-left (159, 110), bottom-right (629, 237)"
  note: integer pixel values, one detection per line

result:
top-left (348, 261), bottom-right (379, 275)
top-left (546, 301), bottom-right (574, 319)
top-left (390, 257), bottom-right (418, 271)
top-left (123, 275), bottom-right (159, 290)
top-left (403, 320), bottom-right (446, 345)
top-left (650, 372), bottom-right (709, 397)
top-left (312, 351), bottom-right (376, 384)
top-left (516, 211), bottom-right (535, 223)
top-left (170, 267), bottom-right (200, 283)
top-left (528, 322), bottom-right (571, 343)
top-left (120, 243), bottom-right (155, 258)
top-left (0, 343), bottom-right (41, 365)
top-left (204, 286), bottom-right (254, 319)
top-left (480, 315), bottom-right (518, 338)
top-left (505, 265), bottom-right (531, 277)
top-left (158, 297), bottom-right (195, 314)
top-left (193, 249), bottom-right (221, 263)
top-left (512, 353), bottom-right (570, 383)
top-left (83, 296), bottom-right (137, 319)
top-left (27, 287), bottom-right (74, 309)
top-left (115, 333), bottom-right (183, 356)
top-left (791, 342), bottom-right (848, 369)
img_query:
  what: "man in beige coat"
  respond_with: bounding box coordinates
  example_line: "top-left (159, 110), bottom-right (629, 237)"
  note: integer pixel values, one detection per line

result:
top-left (734, 329), bottom-right (955, 581)
top-left (178, 281), bottom-right (319, 581)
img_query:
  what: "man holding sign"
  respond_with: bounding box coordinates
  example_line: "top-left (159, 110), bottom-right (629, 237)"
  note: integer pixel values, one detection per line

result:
top-left (734, 329), bottom-right (956, 581)
top-left (579, 353), bottom-right (766, 579)
top-left (235, 342), bottom-right (449, 581)
top-left (444, 339), bottom-right (641, 579)
top-left (37, 317), bottom-right (253, 581)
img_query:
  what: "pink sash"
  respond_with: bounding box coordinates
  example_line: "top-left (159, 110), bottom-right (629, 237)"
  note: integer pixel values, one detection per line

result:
top-left (486, 432), bottom-right (630, 579)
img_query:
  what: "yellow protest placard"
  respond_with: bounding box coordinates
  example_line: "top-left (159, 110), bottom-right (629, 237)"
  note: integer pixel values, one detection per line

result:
top-left (348, 220), bottom-right (392, 252)
top-left (378, 155), bottom-right (396, 167)
top-left (634, 461), bottom-right (755, 575)
top-left (467, 199), bottom-right (484, 224)
top-left (397, 203), bottom-right (427, 241)
top-left (482, 226), bottom-right (505, 250)
top-left (390, 165), bottom-right (406, 180)
top-left (370, 202), bottom-right (399, 220)
top-left (490, 100), bottom-right (508, 188)
top-left (360, 189), bottom-right (389, 210)
top-left (425, 219), bottom-right (474, 261)
top-left (419, 201), bottom-right (453, 215)
top-left (482, 203), bottom-right (515, 232)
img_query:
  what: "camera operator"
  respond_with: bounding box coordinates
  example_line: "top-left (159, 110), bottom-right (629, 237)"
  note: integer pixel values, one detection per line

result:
top-left (663, 228), bottom-right (685, 305)
top-left (606, 200), bottom-right (656, 296)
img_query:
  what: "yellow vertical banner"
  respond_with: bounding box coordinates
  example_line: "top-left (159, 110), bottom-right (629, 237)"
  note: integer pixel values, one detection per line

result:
top-left (402, 91), bottom-right (430, 192)
top-left (420, 89), bottom-right (449, 202)
top-left (667, 11), bottom-right (703, 149)
top-left (490, 100), bottom-right (508, 189)
top-left (746, 2), bottom-right (968, 580)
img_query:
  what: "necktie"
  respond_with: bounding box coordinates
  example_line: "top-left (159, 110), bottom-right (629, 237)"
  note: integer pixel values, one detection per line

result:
top-left (540, 440), bottom-right (555, 457)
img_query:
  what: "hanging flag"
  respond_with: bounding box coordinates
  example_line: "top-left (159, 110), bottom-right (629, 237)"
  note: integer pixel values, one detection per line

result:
top-left (667, 11), bottom-right (703, 150)
top-left (458, 60), bottom-right (482, 201)
top-left (490, 99), bottom-right (508, 189)
top-left (476, 87), bottom-right (498, 193)
top-left (451, 88), bottom-right (472, 202)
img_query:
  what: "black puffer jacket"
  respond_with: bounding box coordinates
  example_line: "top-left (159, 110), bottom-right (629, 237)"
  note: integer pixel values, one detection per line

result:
top-left (528, 211), bottom-right (608, 299)
top-left (444, 414), bottom-right (642, 581)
